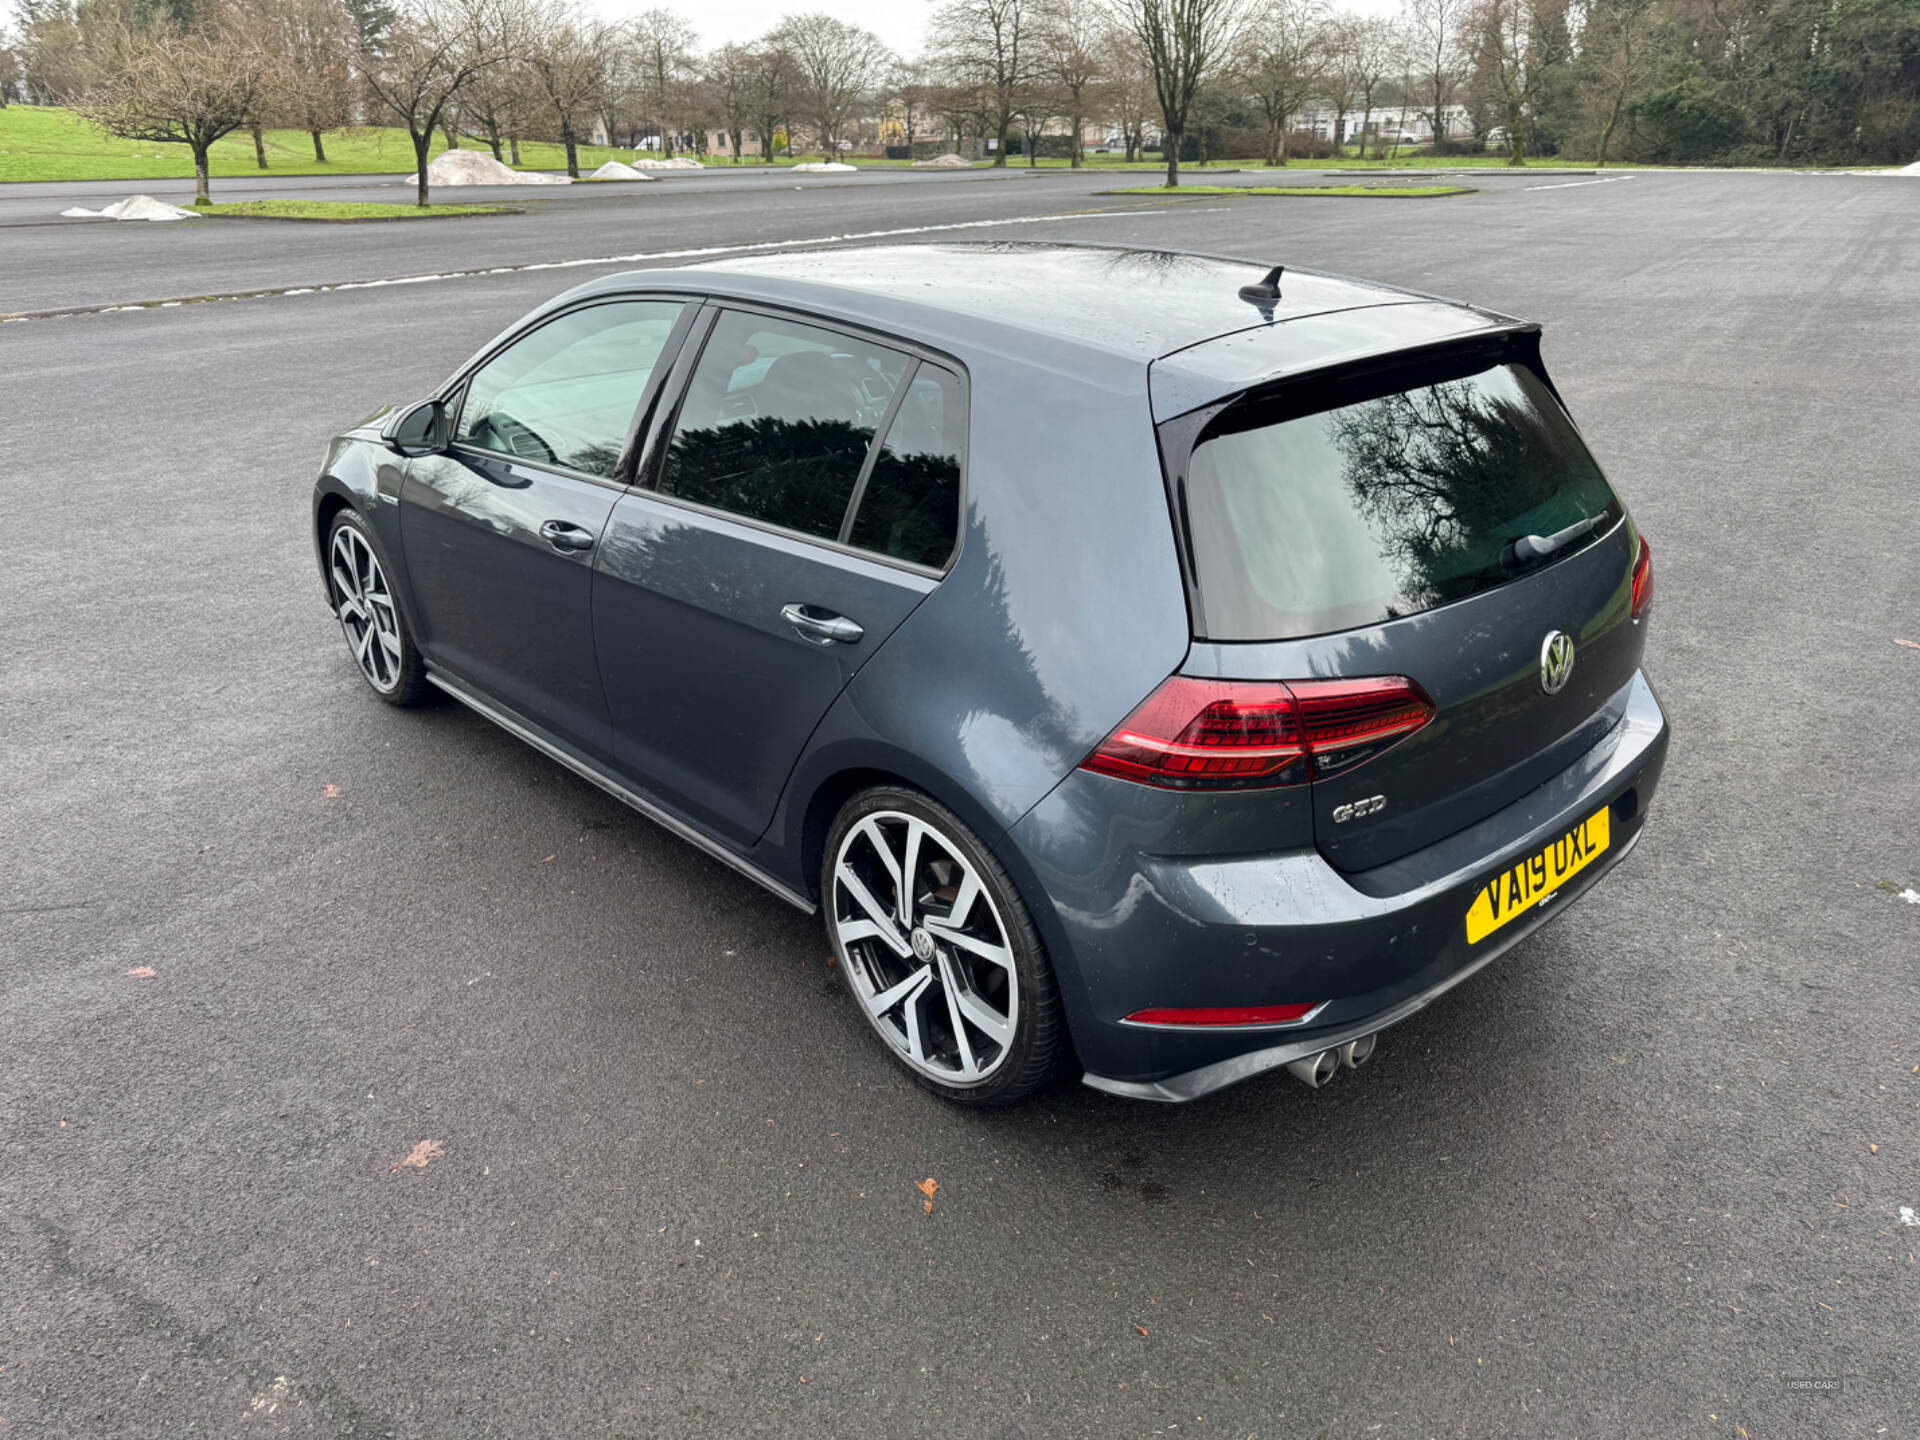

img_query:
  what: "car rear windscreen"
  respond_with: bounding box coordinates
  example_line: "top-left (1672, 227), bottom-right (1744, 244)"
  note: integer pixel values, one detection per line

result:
top-left (1182, 360), bottom-right (1622, 640)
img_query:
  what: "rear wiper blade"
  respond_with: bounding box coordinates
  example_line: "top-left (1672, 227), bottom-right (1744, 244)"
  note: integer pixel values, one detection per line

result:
top-left (1506, 513), bottom-right (1606, 569)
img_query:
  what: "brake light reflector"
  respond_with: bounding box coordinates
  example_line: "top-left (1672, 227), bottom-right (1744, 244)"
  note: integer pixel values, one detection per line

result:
top-left (1081, 675), bottom-right (1434, 789)
top-left (1630, 535), bottom-right (1654, 618)
top-left (1125, 1001), bottom-right (1325, 1027)
top-left (1289, 677), bottom-right (1438, 776)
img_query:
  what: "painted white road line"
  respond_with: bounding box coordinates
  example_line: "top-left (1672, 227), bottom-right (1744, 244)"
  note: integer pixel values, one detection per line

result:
top-left (1527, 175), bottom-right (1638, 191)
top-left (4, 202), bottom-right (1230, 323)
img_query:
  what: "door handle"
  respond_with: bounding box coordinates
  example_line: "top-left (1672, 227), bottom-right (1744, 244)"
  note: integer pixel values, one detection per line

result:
top-left (781, 604), bottom-right (864, 645)
top-left (539, 520), bottom-right (596, 553)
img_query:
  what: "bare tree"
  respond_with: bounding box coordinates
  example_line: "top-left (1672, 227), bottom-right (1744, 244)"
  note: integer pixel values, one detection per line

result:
top-left (1582, 0), bottom-right (1654, 166)
top-left (1098, 26), bottom-right (1154, 159)
top-left (459, 52), bottom-right (535, 162)
top-left (1104, 0), bottom-right (1248, 184)
top-left (1407, 0), bottom-right (1467, 151)
top-left (526, 6), bottom-right (611, 177)
top-left (77, 7), bottom-right (267, 203)
top-left (1042, 0), bottom-right (1104, 166)
top-left (889, 55), bottom-right (937, 153)
top-left (1015, 71), bottom-right (1055, 165)
top-left (1468, 0), bottom-right (1572, 164)
top-left (1237, 0), bottom-right (1329, 165)
top-left (1, 25), bottom-right (21, 105)
top-left (704, 41), bottom-right (758, 160)
top-left (929, 0), bottom-right (1038, 166)
top-left (745, 38), bottom-right (793, 161)
top-left (14, 0), bottom-right (88, 105)
top-left (451, 0), bottom-right (538, 162)
top-left (1331, 14), bottom-right (1396, 158)
top-left (256, 0), bottom-right (355, 162)
top-left (359, 0), bottom-right (503, 205)
top-left (775, 12), bottom-right (892, 158)
top-left (628, 7), bottom-right (696, 153)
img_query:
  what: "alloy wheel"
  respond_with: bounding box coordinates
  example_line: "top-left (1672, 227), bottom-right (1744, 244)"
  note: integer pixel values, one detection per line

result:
top-left (830, 810), bottom-right (1020, 1086)
top-left (330, 524), bottom-right (403, 693)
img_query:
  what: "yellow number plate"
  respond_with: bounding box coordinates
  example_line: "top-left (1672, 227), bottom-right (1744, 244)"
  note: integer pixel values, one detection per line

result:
top-left (1464, 806), bottom-right (1611, 944)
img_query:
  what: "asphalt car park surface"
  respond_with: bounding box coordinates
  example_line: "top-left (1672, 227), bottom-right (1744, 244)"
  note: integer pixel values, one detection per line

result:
top-left (2, 169), bottom-right (1916, 1437)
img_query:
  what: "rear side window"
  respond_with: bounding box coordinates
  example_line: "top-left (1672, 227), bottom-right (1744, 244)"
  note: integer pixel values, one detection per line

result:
top-left (659, 310), bottom-right (910, 540)
top-left (457, 300), bottom-right (684, 478)
top-left (846, 365), bottom-right (964, 569)
top-left (1182, 361), bottom-right (1622, 640)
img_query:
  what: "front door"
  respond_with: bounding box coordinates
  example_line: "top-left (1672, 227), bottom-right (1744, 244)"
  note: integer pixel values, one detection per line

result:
top-left (593, 307), bottom-right (967, 845)
top-left (400, 298), bottom-right (689, 759)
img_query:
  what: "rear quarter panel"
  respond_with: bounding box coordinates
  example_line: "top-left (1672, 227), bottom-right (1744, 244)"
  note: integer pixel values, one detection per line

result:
top-left (764, 344), bottom-right (1192, 865)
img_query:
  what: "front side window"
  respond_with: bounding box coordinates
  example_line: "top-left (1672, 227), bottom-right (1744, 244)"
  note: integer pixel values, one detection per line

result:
top-left (1183, 361), bottom-right (1623, 640)
top-left (847, 365), bottom-right (964, 569)
top-left (658, 310), bottom-right (910, 540)
top-left (457, 300), bottom-right (685, 478)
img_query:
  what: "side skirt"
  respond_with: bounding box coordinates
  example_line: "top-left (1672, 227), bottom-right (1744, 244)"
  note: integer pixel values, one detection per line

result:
top-left (425, 668), bottom-right (817, 916)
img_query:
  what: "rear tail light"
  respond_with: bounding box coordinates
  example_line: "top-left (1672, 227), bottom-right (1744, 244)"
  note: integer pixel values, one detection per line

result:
top-left (1081, 674), bottom-right (1435, 790)
top-left (1125, 1001), bottom-right (1326, 1028)
top-left (1630, 535), bottom-right (1654, 618)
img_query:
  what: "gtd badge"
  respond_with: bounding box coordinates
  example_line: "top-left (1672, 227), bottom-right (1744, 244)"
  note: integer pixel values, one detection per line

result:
top-left (1332, 795), bottom-right (1386, 824)
top-left (1539, 631), bottom-right (1576, 695)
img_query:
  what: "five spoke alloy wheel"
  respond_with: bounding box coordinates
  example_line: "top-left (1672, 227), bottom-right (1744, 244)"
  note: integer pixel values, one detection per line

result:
top-left (327, 511), bottom-right (427, 705)
top-left (827, 794), bottom-right (1062, 1102)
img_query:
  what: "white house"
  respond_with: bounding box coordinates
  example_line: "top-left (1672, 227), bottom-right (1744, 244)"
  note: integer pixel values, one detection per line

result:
top-left (1292, 104), bottom-right (1476, 147)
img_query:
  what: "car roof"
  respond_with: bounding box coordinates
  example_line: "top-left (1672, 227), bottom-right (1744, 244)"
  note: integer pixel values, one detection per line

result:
top-left (557, 242), bottom-right (1523, 415)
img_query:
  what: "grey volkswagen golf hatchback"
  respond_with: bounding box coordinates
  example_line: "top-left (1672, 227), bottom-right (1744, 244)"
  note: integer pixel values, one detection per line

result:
top-left (312, 242), bottom-right (1668, 1105)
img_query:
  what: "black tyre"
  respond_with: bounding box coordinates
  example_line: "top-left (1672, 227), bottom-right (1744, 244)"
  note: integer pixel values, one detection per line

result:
top-left (326, 509), bottom-right (430, 706)
top-left (823, 786), bottom-right (1066, 1105)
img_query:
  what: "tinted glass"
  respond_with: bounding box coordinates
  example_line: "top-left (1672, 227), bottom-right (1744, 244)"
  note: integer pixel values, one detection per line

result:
top-left (1185, 362), bottom-right (1622, 640)
top-left (457, 301), bottom-right (683, 478)
top-left (848, 365), bottom-right (963, 569)
top-left (659, 310), bottom-right (910, 540)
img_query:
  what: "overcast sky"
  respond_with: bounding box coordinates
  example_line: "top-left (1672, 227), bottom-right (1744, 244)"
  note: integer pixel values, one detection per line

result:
top-left (585, 0), bottom-right (1406, 61)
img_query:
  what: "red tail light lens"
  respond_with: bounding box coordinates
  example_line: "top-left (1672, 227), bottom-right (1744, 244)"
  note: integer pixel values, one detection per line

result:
top-left (1288, 677), bottom-right (1438, 777)
top-left (1079, 677), bottom-right (1307, 788)
top-left (1630, 536), bottom-right (1654, 618)
top-left (1125, 1001), bottom-right (1326, 1028)
top-left (1081, 675), bottom-right (1434, 790)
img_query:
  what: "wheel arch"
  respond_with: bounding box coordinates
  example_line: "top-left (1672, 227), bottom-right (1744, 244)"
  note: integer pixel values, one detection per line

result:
top-left (313, 486), bottom-right (354, 598)
top-left (311, 442), bottom-right (422, 638)
top-left (768, 738), bottom-right (1097, 1062)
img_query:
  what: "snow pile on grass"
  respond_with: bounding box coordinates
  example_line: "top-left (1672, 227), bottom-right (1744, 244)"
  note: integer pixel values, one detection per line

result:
top-left (1898, 159), bottom-right (1920, 175)
top-left (911, 153), bottom-right (972, 169)
top-left (408, 150), bottom-right (570, 186)
top-left (790, 161), bottom-right (857, 172)
top-left (633, 155), bottom-right (704, 169)
top-left (586, 160), bottom-right (656, 181)
top-left (60, 194), bottom-right (198, 221)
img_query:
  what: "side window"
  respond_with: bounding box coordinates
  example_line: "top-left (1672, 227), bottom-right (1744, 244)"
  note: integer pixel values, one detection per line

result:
top-left (847, 365), bottom-right (964, 569)
top-left (456, 300), bottom-right (684, 479)
top-left (657, 309), bottom-right (910, 540)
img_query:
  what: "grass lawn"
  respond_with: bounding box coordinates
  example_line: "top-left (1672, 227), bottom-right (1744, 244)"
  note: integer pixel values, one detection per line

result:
top-left (0, 105), bottom-right (628, 184)
top-left (2, 105), bottom-right (1647, 186)
top-left (195, 199), bottom-right (521, 220)
top-left (1105, 183), bottom-right (1477, 197)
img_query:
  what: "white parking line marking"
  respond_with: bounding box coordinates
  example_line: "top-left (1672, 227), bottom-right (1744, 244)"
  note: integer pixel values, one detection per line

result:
top-left (1526, 175), bottom-right (1637, 191)
top-left (3, 203), bottom-right (1229, 324)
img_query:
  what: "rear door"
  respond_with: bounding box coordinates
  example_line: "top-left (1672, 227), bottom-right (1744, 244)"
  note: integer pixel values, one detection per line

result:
top-left (1170, 343), bottom-right (1646, 872)
top-left (401, 298), bottom-right (690, 760)
top-left (592, 305), bottom-right (967, 846)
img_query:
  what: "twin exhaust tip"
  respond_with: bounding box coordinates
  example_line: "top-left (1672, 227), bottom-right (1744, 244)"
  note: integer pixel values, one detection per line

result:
top-left (1284, 1032), bottom-right (1378, 1089)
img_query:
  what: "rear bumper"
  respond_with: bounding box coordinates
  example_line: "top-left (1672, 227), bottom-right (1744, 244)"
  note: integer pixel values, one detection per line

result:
top-left (1008, 670), bottom-right (1670, 1101)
